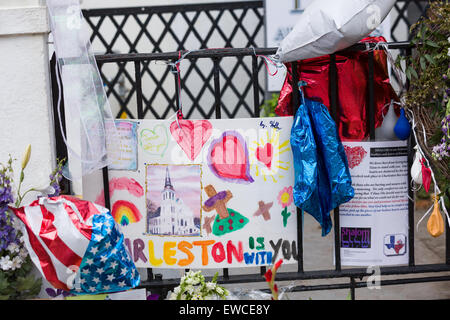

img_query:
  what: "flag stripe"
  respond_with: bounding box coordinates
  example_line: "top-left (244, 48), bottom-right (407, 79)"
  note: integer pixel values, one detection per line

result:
top-left (39, 205), bottom-right (83, 268)
top-left (12, 207), bottom-right (70, 291)
top-left (60, 195), bottom-right (99, 221)
top-left (63, 202), bottom-right (92, 240)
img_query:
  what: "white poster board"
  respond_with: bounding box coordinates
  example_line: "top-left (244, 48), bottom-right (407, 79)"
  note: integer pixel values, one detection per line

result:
top-left (338, 141), bottom-right (409, 266)
top-left (90, 117), bottom-right (298, 269)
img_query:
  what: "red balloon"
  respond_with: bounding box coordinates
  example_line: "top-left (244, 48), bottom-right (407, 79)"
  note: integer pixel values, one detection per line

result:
top-left (276, 36), bottom-right (399, 141)
top-left (421, 159), bottom-right (432, 193)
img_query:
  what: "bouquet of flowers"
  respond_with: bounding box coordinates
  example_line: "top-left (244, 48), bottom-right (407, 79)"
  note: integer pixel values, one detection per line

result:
top-left (0, 145), bottom-right (65, 299)
top-left (167, 270), bottom-right (229, 300)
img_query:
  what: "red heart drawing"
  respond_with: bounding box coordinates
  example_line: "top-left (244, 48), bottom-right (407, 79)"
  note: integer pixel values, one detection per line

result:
top-left (208, 131), bottom-right (254, 184)
top-left (170, 120), bottom-right (212, 161)
top-left (255, 143), bottom-right (274, 170)
top-left (344, 145), bottom-right (367, 169)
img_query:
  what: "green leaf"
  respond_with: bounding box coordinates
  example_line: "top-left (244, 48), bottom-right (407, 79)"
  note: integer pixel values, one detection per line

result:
top-left (426, 40), bottom-right (440, 48)
top-left (212, 272), bottom-right (219, 283)
top-left (420, 56), bottom-right (426, 70)
top-left (15, 275), bottom-right (41, 293)
top-left (424, 54), bottom-right (436, 65)
top-left (346, 290), bottom-right (352, 300)
top-left (409, 67), bottom-right (419, 80)
top-left (0, 272), bottom-right (9, 291)
top-left (405, 67), bottom-right (412, 81)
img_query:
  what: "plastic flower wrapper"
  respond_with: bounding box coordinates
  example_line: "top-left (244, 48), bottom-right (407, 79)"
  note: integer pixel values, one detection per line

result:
top-left (167, 270), bottom-right (228, 300)
top-left (226, 260), bottom-right (294, 300)
top-left (47, 0), bottom-right (122, 179)
top-left (226, 283), bottom-right (296, 301)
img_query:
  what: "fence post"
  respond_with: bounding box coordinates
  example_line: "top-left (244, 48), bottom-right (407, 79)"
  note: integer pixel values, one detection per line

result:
top-left (0, 1), bottom-right (56, 201)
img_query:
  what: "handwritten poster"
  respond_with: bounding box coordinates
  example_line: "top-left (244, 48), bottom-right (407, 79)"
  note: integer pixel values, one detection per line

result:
top-left (96, 117), bottom-right (298, 269)
top-left (338, 141), bottom-right (409, 266)
top-left (107, 120), bottom-right (138, 171)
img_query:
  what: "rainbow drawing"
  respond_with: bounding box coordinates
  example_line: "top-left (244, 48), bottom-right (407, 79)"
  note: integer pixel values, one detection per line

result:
top-left (111, 200), bottom-right (142, 226)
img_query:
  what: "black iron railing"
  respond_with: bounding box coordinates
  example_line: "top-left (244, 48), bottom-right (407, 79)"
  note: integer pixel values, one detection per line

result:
top-left (80, 1), bottom-right (432, 121)
top-left (50, 41), bottom-right (450, 300)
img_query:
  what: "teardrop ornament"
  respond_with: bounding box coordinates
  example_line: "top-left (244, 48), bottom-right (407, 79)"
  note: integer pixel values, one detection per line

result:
top-left (394, 108), bottom-right (411, 140)
top-left (427, 195), bottom-right (444, 238)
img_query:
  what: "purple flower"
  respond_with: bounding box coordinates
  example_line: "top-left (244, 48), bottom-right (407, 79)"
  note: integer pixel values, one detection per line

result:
top-left (47, 183), bottom-right (61, 197)
top-left (147, 293), bottom-right (159, 300)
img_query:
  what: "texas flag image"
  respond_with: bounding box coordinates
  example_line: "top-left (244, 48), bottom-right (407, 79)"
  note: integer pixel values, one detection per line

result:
top-left (11, 195), bottom-right (140, 295)
top-left (383, 234), bottom-right (407, 257)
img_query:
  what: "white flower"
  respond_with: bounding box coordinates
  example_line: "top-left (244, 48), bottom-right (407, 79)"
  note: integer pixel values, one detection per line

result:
top-left (216, 287), bottom-right (224, 295)
top-left (168, 292), bottom-right (177, 300)
top-left (10, 256), bottom-right (23, 270)
top-left (0, 256), bottom-right (13, 271)
top-left (18, 247), bottom-right (28, 258)
top-left (6, 242), bottom-right (20, 254)
top-left (34, 185), bottom-right (56, 197)
top-left (206, 282), bottom-right (216, 291)
top-left (185, 285), bottom-right (195, 295)
top-left (173, 286), bottom-right (181, 295)
top-left (11, 217), bottom-right (23, 231)
top-left (448, 37), bottom-right (450, 56)
top-left (191, 293), bottom-right (203, 300)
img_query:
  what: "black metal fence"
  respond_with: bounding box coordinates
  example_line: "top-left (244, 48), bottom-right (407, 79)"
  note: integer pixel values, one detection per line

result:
top-left (81, 0), bottom-right (432, 121)
top-left (50, 43), bottom-right (450, 300)
top-left (49, 1), bottom-right (450, 300)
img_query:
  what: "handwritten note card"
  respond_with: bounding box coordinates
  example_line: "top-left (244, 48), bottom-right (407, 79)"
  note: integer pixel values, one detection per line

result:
top-left (108, 120), bottom-right (138, 171)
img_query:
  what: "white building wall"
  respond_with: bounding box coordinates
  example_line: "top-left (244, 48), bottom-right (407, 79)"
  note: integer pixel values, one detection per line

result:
top-left (0, 0), bottom-right (55, 204)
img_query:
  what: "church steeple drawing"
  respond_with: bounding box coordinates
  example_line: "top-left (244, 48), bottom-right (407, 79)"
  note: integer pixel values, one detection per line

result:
top-left (164, 166), bottom-right (174, 190)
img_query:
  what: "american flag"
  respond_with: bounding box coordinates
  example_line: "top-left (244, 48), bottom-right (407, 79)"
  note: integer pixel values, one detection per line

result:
top-left (11, 195), bottom-right (140, 295)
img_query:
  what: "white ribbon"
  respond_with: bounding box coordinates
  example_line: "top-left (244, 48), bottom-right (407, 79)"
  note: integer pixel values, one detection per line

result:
top-left (406, 108), bottom-right (450, 230)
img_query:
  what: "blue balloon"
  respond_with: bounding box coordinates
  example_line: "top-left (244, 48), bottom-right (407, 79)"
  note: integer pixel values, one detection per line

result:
top-left (291, 95), bottom-right (354, 236)
top-left (394, 108), bottom-right (411, 140)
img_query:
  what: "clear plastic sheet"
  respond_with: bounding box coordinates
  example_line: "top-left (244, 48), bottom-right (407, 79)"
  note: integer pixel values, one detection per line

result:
top-left (47, 0), bottom-right (121, 179)
top-left (226, 283), bottom-right (296, 300)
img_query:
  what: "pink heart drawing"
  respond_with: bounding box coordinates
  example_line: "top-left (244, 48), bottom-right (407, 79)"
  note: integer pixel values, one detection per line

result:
top-left (208, 131), bottom-right (254, 184)
top-left (344, 145), bottom-right (367, 169)
top-left (255, 143), bottom-right (274, 170)
top-left (170, 120), bottom-right (212, 161)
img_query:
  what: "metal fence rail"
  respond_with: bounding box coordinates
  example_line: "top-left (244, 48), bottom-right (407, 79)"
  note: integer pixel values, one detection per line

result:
top-left (80, 0), bottom-right (432, 121)
top-left (82, 1), bottom-right (266, 120)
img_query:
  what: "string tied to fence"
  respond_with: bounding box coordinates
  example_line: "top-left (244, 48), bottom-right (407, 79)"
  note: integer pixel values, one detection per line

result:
top-left (161, 49), bottom-right (195, 129)
top-left (250, 47), bottom-right (285, 77)
top-left (406, 108), bottom-right (450, 231)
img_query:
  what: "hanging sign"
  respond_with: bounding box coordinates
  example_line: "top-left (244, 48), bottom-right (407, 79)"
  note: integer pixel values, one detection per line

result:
top-left (91, 117), bottom-right (298, 269)
top-left (338, 141), bottom-right (409, 266)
